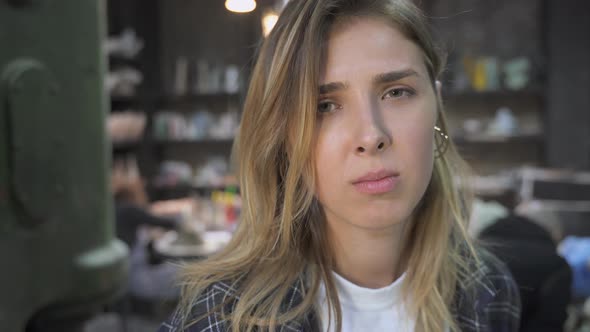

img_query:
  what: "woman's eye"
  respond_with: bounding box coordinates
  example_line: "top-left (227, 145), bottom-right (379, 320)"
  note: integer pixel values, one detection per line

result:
top-left (382, 88), bottom-right (415, 100)
top-left (317, 101), bottom-right (339, 114)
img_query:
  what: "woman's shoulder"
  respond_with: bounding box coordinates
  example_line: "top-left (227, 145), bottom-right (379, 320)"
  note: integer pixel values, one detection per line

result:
top-left (461, 248), bottom-right (520, 301)
top-left (157, 277), bottom-right (311, 332)
top-left (454, 248), bottom-right (522, 332)
top-left (157, 280), bottom-right (239, 332)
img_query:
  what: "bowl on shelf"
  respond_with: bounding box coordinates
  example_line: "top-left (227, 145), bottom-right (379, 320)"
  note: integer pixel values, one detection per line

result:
top-left (107, 111), bottom-right (146, 143)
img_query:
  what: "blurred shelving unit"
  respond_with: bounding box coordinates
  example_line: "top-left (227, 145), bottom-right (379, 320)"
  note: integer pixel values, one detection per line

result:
top-left (443, 88), bottom-right (546, 177)
top-left (420, 0), bottom-right (556, 206)
top-left (105, 0), bottom-right (259, 200)
top-left (105, 0), bottom-right (155, 170)
top-left (421, 0), bottom-right (550, 173)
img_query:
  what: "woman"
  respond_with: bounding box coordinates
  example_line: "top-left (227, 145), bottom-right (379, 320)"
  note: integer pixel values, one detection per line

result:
top-left (159, 0), bottom-right (521, 331)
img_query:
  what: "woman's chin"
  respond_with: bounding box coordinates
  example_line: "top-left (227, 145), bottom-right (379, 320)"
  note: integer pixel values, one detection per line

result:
top-left (350, 212), bottom-right (410, 231)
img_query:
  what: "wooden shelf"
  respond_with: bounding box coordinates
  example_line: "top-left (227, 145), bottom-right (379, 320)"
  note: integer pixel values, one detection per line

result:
top-left (443, 89), bottom-right (543, 102)
top-left (148, 183), bottom-right (239, 200)
top-left (112, 140), bottom-right (141, 153)
top-left (108, 55), bottom-right (141, 68)
top-left (156, 93), bottom-right (241, 107)
top-left (453, 134), bottom-right (543, 144)
top-left (153, 138), bottom-right (234, 146)
top-left (151, 183), bottom-right (237, 191)
top-left (110, 95), bottom-right (143, 109)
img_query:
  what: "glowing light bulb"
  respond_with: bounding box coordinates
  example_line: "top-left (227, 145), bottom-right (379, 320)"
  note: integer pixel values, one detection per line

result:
top-left (262, 10), bottom-right (279, 37)
top-left (225, 0), bottom-right (256, 13)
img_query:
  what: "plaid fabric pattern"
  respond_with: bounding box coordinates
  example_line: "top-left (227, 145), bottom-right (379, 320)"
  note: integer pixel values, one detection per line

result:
top-left (158, 254), bottom-right (521, 332)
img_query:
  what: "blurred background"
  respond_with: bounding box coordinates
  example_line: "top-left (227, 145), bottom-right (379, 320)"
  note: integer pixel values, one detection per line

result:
top-left (1, 0), bottom-right (589, 331)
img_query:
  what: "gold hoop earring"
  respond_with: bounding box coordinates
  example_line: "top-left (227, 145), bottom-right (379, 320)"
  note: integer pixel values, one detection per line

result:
top-left (434, 125), bottom-right (449, 159)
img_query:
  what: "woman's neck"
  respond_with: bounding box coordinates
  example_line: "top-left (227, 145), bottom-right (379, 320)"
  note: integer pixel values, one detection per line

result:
top-left (326, 221), bottom-right (409, 289)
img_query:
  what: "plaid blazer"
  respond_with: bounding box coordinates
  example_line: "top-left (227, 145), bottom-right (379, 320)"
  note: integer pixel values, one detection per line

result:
top-left (158, 253), bottom-right (521, 332)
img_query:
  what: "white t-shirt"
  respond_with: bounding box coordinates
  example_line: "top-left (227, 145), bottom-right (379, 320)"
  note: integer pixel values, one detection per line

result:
top-left (315, 271), bottom-right (416, 332)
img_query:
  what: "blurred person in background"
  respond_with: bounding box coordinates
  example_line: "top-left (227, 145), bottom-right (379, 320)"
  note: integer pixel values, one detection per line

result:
top-left (471, 199), bottom-right (573, 332)
top-left (111, 158), bottom-right (180, 301)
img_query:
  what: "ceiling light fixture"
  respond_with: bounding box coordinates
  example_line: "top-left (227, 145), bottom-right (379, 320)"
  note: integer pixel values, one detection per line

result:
top-left (225, 0), bottom-right (256, 13)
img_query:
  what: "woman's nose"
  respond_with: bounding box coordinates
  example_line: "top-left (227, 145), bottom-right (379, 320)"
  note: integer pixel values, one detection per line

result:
top-left (354, 106), bottom-right (392, 155)
top-left (355, 131), bottom-right (391, 154)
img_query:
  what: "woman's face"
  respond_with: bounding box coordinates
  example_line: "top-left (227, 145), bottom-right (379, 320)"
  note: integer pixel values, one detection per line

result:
top-left (314, 17), bottom-right (438, 232)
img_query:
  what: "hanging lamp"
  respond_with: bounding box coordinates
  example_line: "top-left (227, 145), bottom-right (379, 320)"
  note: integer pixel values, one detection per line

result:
top-left (225, 0), bottom-right (256, 13)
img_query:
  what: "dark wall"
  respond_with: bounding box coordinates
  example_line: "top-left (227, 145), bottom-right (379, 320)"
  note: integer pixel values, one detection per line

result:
top-left (546, 0), bottom-right (590, 170)
top-left (427, 0), bottom-right (542, 60)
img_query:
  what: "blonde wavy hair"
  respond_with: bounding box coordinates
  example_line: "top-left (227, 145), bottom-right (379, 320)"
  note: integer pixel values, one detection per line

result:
top-left (179, 0), bottom-right (478, 331)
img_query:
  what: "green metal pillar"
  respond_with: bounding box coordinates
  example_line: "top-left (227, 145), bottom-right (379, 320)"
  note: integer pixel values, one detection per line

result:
top-left (0, 0), bottom-right (128, 331)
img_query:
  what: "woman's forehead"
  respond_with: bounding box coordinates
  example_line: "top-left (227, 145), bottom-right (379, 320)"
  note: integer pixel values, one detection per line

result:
top-left (320, 16), bottom-right (429, 83)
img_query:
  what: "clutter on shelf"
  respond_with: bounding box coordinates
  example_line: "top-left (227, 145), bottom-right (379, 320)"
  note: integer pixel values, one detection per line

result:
top-left (153, 109), bottom-right (239, 141)
top-left (173, 57), bottom-right (242, 96)
top-left (104, 28), bottom-right (144, 59)
top-left (150, 186), bottom-right (241, 233)
top-left (153, 157), bottom-right (234, 189)
top-left (104, 28), bottom-right (145, 97)
top-left (107, 111), bottom-right (146, 143)
top-left (453, 106), bottom-right (543, 143)
top-left (449, 54), bottom-right (536, 93)
top-left (106, 67), bottom-right (143, 97)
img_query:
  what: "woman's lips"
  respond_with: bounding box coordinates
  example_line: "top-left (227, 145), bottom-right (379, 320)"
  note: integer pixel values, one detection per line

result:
top-left (353, 175), bottom-right (398, 194)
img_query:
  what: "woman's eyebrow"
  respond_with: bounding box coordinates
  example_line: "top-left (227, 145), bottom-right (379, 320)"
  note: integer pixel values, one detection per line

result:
top-left (319, 69), bottom-right (420, 95)
top-left (319, 81), bottom-right (348, 95)
top-left (373, 69), bottom-right (419, 85)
